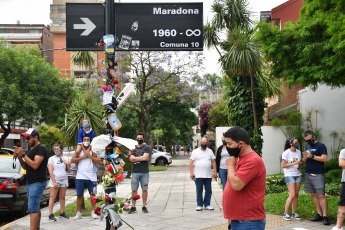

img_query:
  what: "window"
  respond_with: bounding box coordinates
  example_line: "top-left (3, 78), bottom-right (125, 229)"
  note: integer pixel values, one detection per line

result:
top-left (14, 29), bottom-right (26, 33)
top-left (74, 71), bottom-right (88, 78)
top-left (0, 29), bottom-right (10, 33)
top-left (51, 5), bottom-right (66, 13)
top-left (29, 29), bottom-right (39, 34)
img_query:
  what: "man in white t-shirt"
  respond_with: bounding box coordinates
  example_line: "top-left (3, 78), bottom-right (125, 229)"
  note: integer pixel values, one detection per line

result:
top-left (71, 134), bottom-right (101, 220)
top-left (189, 137), bottom-right (217, 211)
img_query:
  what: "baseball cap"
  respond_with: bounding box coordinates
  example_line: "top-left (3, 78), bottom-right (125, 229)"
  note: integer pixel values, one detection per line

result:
top-left (21, 128), bottom-right (40, 139)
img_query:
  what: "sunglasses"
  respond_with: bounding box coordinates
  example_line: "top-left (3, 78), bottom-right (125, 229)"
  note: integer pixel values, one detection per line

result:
top-left (25, 136), bottom-right (33, 140)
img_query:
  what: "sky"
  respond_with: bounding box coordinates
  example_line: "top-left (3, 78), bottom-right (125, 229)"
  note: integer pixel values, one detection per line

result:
top-left (0, 0), bottom-right (288, 75)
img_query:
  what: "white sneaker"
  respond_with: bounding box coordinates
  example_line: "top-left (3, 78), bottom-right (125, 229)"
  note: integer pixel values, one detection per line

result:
top-left (283, 213), bottom-right (291, 221)
top-left (196, 206), bottom-right (202, 211)
top-left (331, 227), bottom-right (343, 230)
top-left (91, 210), bottom-right (98, 219)
top-left (73, 212), bottom-right (82, 220)
top-left (204, 206), bottom-right (214, 210)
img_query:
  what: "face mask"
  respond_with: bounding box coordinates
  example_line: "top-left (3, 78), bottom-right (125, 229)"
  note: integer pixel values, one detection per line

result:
top-left (306, 138), bottom-right (315, 145)
top-left (83, 141), bottom-right (90, 147)
top-left (54, 151), bottom-right (61, 156)
top-left (222, 140), bottom-right (227, 146)
top-left (226, 145), bottom-right (242, 158)
top-left (137, 139), bottom-right (144, 144)
top-left (83, 123), bottom-right (89, 128)
top-left (292, 143), bottom-right (300, 149)
top-left (201, 144), bottom-right (207, 149)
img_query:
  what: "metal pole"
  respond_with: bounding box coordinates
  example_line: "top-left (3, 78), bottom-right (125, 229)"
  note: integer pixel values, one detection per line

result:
top-left (105, 0), bottom-right (114, 35)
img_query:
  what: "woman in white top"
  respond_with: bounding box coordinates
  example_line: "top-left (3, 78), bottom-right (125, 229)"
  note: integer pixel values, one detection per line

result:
top-left (281, 137), bottom-right (303, 221)
top-left (47, 142), bottom-right (71, 221)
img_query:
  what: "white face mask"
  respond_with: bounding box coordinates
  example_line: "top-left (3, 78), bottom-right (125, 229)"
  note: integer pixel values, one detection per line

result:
top-left (54, 151), bottom-right (61, 156)
top-left (83, 142), bottom-right (90, 147)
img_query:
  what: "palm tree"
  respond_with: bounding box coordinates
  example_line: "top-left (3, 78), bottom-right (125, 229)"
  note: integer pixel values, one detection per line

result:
top-left (71, 51), bottom-right (96, 93)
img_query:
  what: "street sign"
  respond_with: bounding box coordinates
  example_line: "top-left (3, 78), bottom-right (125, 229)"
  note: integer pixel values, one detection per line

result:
top-left (66, 3), bottom-right (203, 51)
top-left (66, 3), bottom-right (105, 51)
top-left (114, 3), bottom-right (203, 51)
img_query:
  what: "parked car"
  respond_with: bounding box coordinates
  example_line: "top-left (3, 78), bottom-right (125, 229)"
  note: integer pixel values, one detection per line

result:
top-left (0, 155), bottom-right (50, 217)
top-left (151, 149), bottom-right (172, 166)
top-left (0, 148), bottom-right (14, 155)
top-left (153, 145), bottom-right (166, 152)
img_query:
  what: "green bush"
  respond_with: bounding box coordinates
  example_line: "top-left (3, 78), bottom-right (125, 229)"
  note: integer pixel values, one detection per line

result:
top-left (266, 175), bottom-right (287, 194)
top-left (325, 169), bottom-right (342, 183)
top-left (325, 183), bottom-right (341, 196)
top-left (325, 158), bottom-right (340, 173)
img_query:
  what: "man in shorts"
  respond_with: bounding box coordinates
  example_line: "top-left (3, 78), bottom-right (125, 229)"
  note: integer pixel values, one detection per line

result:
top-left (14, 128), bottom-right (48, 230)
top-left (71, 134), bottom-right (101, 220)
top-left (302, 130), bottom-right (330, 225)
top-left (128, 132), bottom-right (151, 214)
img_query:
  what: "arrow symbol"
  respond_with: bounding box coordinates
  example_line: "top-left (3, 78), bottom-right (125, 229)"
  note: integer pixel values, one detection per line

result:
top-left (73, 17), bottom-right (96, 36)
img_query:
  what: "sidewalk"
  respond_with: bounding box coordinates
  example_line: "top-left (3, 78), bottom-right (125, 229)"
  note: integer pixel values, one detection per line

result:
top-left (1, 156), bottom-right (334, 230)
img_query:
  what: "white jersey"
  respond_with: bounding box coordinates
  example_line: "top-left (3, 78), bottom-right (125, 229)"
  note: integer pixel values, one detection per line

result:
top-left (76, 149), bottom-right (97, 182)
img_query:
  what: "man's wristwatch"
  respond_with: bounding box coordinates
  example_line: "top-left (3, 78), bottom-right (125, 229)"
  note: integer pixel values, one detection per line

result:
top-left (21, 154), bottom-right (26, 158)
top-left (311, 155), bottom-right (314, 159)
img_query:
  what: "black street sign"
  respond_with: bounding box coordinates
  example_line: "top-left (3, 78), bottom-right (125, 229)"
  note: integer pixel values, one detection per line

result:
top-left (66, 2), bottom-right (203, 51)
top-left (66, 3), bottom-right (105, 51)
top-left (114, 3), bottom-right (203, 51)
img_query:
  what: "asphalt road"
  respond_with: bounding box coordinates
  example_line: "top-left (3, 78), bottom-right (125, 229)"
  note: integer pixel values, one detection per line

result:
top-left (0, 187), bottom-right (76, 227)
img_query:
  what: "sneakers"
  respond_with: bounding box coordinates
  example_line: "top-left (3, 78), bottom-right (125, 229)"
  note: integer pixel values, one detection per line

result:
top-left (49, 214), bottom-right (56, 221)
top-left (331, 226), bottom-right (343, 230)
top-left (71, 166), bottom-right (78, 171)
top-left (128, 207), bottom-right (137, 214)
top-left (142, 206), bottom-right (148, 213)
top-left (73, 211), bottom-right (82, 220)
top-left (332, 226), bottom-right (343, 230)
top-left (91, 210), bottom-right (98, 219)
top-left (311, 213), bottom-right (323, 221)
top-left (59, 212), bottom-right (69, 219)
top-left (291, 213), bottom-right (301, 220)
top-left (323, 216), bottom-right (330, 225)
top-left (283, 213), bottom-right (291, 221)
top-left (204, 206), bottom-right (214, 210)
top-left (196, 206), bottom-right (202, 211)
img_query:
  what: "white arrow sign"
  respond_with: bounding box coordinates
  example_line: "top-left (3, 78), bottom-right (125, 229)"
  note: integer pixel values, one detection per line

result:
top-left (73, 17), bottom-right (96, 36)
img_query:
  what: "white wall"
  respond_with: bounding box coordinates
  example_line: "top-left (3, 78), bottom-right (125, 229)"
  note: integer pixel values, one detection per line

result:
top-left (299, 85), bottom-right (345, 157)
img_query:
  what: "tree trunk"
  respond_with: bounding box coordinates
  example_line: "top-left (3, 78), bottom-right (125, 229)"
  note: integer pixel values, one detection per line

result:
top-left (250, 73), bottom-right (259, 133)
top-left (0, 122), bottom-right (11, 148)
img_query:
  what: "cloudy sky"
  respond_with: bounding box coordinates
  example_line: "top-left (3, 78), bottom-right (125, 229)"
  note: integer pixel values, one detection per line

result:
top-left (0, 0), bottom-right (288, 75)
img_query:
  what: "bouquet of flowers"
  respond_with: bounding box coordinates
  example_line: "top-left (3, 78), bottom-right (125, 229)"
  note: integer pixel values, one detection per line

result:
top-left (102, 164), bottom-right (125, 187)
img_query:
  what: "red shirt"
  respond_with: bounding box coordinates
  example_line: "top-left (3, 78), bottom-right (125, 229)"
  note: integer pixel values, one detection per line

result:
top-left (222, 151), bottom-right (266, 220)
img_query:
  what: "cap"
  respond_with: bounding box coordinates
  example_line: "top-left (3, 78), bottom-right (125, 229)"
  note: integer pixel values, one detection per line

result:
top-left (21, 128), bottom-right (39, 139)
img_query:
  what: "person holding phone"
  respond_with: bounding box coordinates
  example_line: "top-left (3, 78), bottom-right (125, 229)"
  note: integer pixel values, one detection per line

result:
top-left (302, 130), bottom-right (329, 226)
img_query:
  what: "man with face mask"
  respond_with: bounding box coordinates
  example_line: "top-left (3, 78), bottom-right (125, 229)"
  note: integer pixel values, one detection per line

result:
top-left (222, 126), bottom-right (266, 230)
top-left (13, 128), bottom-right (48, 230)
top-left (189, 137), bottom-right (217, 211)
top-left (71, 134), bottom-right (101, 220)
top-left (128, 132), bottom-right (151, 214)
top-left (302, 130), bottom-right (330, 225)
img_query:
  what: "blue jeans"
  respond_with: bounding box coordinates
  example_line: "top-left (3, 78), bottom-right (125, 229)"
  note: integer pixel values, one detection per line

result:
top-left (27, 181), bottom-right (47, 213)
top-left (131, 173), bottom-right (149, 190)
top-left (75, 179), bottom-right (97, 196)
top-left (231, 219), bottom-right (266, 230)
top-left (195, 178), bottom-right (212, 207)
top-left (218, 168), bottom-right (228, 190)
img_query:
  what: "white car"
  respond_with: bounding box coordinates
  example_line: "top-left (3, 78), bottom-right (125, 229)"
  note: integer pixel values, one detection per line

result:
top-left (151, 149), bottom-right (172, 166)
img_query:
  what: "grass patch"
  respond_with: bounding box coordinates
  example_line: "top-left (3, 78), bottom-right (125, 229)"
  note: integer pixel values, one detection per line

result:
top-left (149, 165), bottom-right (167, 171)
top-left (265, 192), bottom-right (339, 223)
top-left (54, 197), bottom-right (123, 217)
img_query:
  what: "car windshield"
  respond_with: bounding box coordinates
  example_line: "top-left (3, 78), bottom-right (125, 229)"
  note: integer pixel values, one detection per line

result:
top-left (0, 157), bottom-right (21, 173)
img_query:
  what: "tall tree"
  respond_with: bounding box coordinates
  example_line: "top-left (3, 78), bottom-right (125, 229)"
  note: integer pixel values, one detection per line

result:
top-left (256, 0), bottom-right (345, 88)
top-left (124, 51), bottom-right (202, 149)
top-left (0, 43), bottom-right (74, 147)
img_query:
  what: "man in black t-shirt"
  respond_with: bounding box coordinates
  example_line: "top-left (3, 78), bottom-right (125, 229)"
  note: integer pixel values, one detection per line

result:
top-left (14, 128), bottom-right (48, 230)
top-left (128, 132), bottom-right (151, 214)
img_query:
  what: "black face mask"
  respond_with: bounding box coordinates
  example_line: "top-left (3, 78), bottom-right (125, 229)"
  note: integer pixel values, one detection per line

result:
top-left (222, 140), bottom-right (227, 146)
top-left (292, 143), bottom-right (300, 150)
top-left (226, 145), bottom-right (242, 158)
top-left (137, 139), bottom-right (144, 144)
top-left (201, 144), bottom-right (207, 149)
top-left (305, 138), bottom-right (315, 146)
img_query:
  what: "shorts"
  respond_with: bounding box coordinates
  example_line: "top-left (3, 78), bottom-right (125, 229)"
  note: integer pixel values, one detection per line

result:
top-left (27, 181), bottom-right (47, 213)
top-left (131, 173), bottom-right (149, 191)
top-left (75, 179), bottom-right (97, 196)
top-left (231, 219), bottom-right (266, 230)
top-left (339, 183), bottom-right (345, 206)
top-left (49, 178), bottom-right (68, 188)
top-left (305, 173), bottom-right (325, 195)
top-left (285, 175), bottom-right (302, 185)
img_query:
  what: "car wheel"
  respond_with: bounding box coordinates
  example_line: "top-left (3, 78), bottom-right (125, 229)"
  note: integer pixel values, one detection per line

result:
top-left (156, 158), bottom-right (167, 166)
top-left (17, 201), bottom-right (27, 217)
